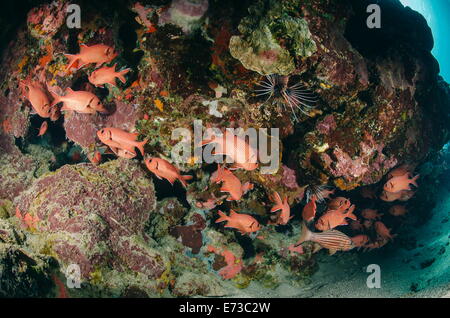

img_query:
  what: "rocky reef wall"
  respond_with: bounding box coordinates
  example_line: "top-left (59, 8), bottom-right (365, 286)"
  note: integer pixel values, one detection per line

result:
top-left (0, 0), bottom-right (448, 297)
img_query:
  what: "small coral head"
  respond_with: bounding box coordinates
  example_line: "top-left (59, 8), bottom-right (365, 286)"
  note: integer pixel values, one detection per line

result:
top-left (255, 74), bottom-right (318, 122)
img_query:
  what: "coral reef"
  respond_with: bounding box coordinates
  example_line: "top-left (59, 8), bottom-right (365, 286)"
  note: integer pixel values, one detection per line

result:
top-left (14, 159), bottom-right (165, 281)
top-left (159, 0), bottom-right (209, 34)
top-left (229, 0), bottom-right (317, 75)
top-left (0, 0), bottom-right (448, 298)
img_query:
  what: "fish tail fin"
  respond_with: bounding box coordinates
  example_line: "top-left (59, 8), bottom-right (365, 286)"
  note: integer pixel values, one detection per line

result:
top-left (200, 136), bottom-right (215, 146)
top-left (180, 175), bottom-right (193, 187)
top-left (411, 174), bottom-right (420, 187)
top-left (64, 54), bottom-right (79, 71)
top-left (215, 210), bottom-right (229, 223)
top-left (242, 182), bottom-right (253, 194)
top-left (273, 191), bottom-right (282, 205)
top-left (270, 203), bottom-right (282, 213)
top-left (136, 139), bottom-right (148, 156)
top-left (117, 68), bottom-right (130, 84)
top-left (348, 210), bottom-right (357, 221)
top-left (270, 192), bottom-right (283, 212)
top-left (296, 222), bottom-right (313, 246)
top-left (48, 87), bottom-right (62, 108)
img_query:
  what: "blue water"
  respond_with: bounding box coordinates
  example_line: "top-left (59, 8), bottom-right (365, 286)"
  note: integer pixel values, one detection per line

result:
top-left (400, 0), bottom-right (450, 81)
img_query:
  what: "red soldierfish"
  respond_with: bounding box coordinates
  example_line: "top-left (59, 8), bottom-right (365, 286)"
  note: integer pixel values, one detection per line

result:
top-left (375, 221), bottom-right (396, 241)
top-left (20, 80), bottom-right (52, 118)
top-left (88, 64), bottom-right (130, 87)
top-left (384, 174), bottom-right (419, 193)
top-left (389, 205), bottom-right (408, 216)
top-left (328, 197), bottom-right (351, 211)
top-left (270, 191), bottom-right (291, 225)
top-left (211, 165), bottom-right (253, 201)
top-left (144, 157), bottom-right (192, 187)
top-left (315, 204), bottom-right (357, 231)
top-left (49, 87), bottom-right (106, 114)
top-left (97, 127), bottom-right (147, 156)
top-left (351, 234), bottom-right (370, 248)
top-left (361, 208), bottom-right (383, 220)
top-left (296, 222), bottom-right (354, 255)
top-left (201, 130), bottom-right (258, 171)
top-left (215, 209), bottom-right (260, 235)
top-left (302, 194), bottom-right (317, 223)
top-left (37, 121), bottom-right (48, 136)
top-left (64, 43), bottom-right (117, 70)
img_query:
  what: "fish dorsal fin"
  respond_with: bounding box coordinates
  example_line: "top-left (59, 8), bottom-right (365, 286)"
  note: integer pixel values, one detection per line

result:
top-left (65, 87), bottom-right (74, 94)
top-left (79, 44), bottom-right (88, 53)
top-left (230, 209), bottom-right (237, 216)
top-left (272, 192), bottom-right (281, 204)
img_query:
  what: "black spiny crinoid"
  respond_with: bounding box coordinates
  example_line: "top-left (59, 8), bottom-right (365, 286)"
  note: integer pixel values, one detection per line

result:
top-left (255, 74), bottom-right (318, 122)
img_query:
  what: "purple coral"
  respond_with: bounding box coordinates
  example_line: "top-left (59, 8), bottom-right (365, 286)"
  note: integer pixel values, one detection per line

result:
top-left (158, 0), bottom-right (209, 34)
top-left (14, 159), bottom-right (166, 279)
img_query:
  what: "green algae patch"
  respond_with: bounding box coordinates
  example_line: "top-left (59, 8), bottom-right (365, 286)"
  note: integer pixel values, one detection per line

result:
top-left (229, 0), bottom-right (317, 75)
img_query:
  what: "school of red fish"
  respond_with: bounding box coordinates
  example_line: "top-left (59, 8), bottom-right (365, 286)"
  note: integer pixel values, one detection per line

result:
top-left (17, 41), bottom-right (420, 258)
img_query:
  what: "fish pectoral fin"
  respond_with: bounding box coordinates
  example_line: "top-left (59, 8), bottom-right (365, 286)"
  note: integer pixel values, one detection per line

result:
top-left (109, 147), bottom-right (119, 155)
top-left (328, 249), bottom-right (338, 255)
top-left (312, 244), bottom-right (323, 254)
top-left (165, 177), bottom-right (175, 185)
top-left (220, 186), bottom-right (230, 193)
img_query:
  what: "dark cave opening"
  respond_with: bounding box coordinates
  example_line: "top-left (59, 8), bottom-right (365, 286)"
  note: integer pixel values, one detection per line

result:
top-left (344, 0), bottom-right (434, 59)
